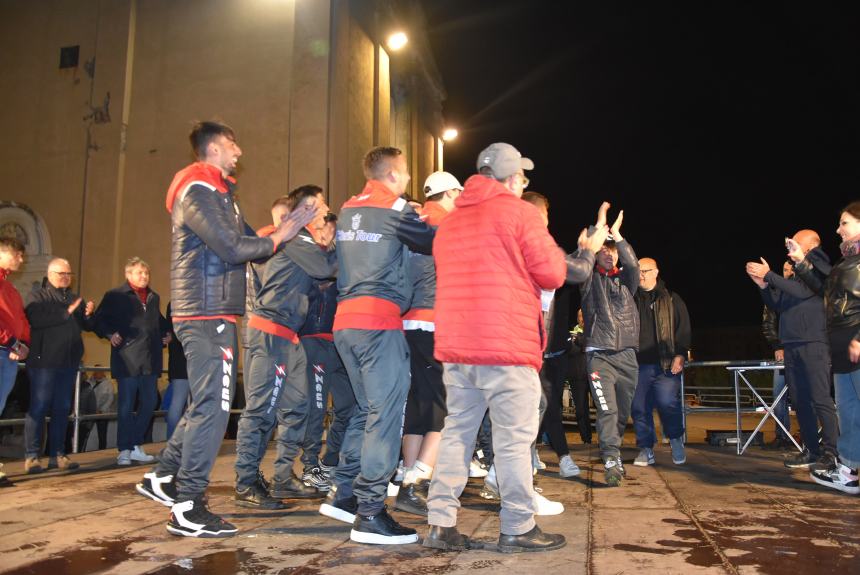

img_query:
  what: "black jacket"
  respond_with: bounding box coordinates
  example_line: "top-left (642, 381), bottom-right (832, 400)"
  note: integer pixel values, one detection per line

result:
top-left (300, 279), bottom-right (338, 337)
top-left (167, 162), bottom-right (276, 317)
top-left (761, 306), bottom-right (782, 351)
top-left (795, 247), bottom-right (860, 373)
top-left (760, 255), bottom-right (828, 345)
top-left (635, 280), bottom-right (691, 371)
top-left (579, 239), bottom-right (640, 351)
top-left (248, 229), bottom-right (337, 333)
top-left (94, 283), bottom-right (169, 378)
top-left (25, 283), bottom-right (94, 369)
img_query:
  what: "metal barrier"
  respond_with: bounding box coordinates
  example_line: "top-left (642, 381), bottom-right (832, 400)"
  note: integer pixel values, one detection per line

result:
top-left (0, 364), bottom-right (245, 455)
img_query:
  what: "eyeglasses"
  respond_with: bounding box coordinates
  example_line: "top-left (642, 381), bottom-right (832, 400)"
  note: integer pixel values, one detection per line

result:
top-left (517, 174), bottom-right (530, 188)
top-left (50, 271), bottom-right (74, 277)
top-left (639, 269), bottom-right (656, 276)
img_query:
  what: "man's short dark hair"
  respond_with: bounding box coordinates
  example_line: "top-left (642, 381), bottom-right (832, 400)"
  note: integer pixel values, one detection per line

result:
top-left (603, 239), bottom-right (617, 250)
top-left (363, 147), bottom-right (402, 181)
top-left (189, 121), bottom-right (235, 159)
top-left (521, 191), bottom-right (549, 210)
top-left (0, 236), bottom-right (24, 254)
top-left (286, 184), bottom-right (323, 211)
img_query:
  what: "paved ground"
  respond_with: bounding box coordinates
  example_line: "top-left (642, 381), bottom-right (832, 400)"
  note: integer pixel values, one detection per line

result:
top-left (1, 413), bottom-right (859, 574)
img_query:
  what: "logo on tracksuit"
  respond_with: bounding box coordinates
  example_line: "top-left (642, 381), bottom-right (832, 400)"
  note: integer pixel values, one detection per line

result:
top-left (313, 363), bottom-right (325, 409)
top-left (268, 364), bottom-right (286, 414)
top-left (219, 347), bottom-right (234, 412)
top-left (590, 370), bottom-right (609, 412)
top-left (337, 213), bottom-right (382, 243)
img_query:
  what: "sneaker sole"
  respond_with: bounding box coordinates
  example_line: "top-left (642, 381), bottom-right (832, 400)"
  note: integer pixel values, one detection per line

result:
top-left (559, 469), bottom-right (581, 478)
top-left (349, 529), bottom-right (418, 545)
top-left (302, 480), bottom-right (332, 492)
top-left (535, 505), bottom-right (564, 516)
top-left (394, 502), bottom-right (428, 517)
top-left (319, 503), bottom-right (355, 524)
top-left (784, 462), bottom-right (812, 469)
top-left (270, 490), bottom-right (324, 500)
top-left (422, 538), bottom-right (469, 551)
top-left (234, 498), bottom-right (288, 510)
top-left (136, 483), bottom-right (174, 508)
top-left (497, 539), bottom-right (567, 553)
top-left (673, 458), bottom-right (686, 465)
top-left (387, 483), bottom-right (400, 497)
top-left (810, 473), bottom-right (860, 495)
top-left (633, 460), bottom-right (654, 467)
top-left (166, 524), bottom-right (237, 538)
top-left (469, 469), bottom-right (489, 478)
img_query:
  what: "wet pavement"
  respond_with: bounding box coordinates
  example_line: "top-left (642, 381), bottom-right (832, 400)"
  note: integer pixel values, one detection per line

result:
top-left (1, 413), bottom-right (859, 574)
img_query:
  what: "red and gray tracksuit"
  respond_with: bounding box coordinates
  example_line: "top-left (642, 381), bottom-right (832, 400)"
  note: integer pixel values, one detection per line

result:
top-left (331, 180), bottom-right (435, 515)
top-left (157, 162), bottom-right (280, 501)
top-left (235, 227), bottom-right (337, 489)
top-left (0, 267), bottom-right (29, 416)
top-left (299, 277), bottom-right (356, 470)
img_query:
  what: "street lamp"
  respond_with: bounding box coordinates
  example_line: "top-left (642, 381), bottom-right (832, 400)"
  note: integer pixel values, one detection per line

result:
top-left (442, 128), bottom-right (458, 142)
top-left (387, 31), bottom-right (408, 51)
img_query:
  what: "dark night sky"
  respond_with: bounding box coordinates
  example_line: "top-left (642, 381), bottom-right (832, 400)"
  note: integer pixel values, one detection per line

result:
top-left (420, 1), bottom-right (858, 331)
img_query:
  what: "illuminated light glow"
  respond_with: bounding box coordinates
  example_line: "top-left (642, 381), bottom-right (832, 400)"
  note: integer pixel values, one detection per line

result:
top-left (442, 128), bottom-right (458, 141)
top-left (387, 32), bottom-right (408, 51)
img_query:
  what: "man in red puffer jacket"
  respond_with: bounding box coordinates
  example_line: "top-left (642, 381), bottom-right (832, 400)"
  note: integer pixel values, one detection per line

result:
top-left (425, 143), bottom-right (569, 554)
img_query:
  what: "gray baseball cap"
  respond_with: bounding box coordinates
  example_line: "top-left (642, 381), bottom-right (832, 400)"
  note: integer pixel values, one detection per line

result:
top-left (476, 142), bottom-right (534, 179)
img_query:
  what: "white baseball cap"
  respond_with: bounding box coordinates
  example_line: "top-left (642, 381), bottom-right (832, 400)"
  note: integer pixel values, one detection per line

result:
top-left (423, 171), bottom-right (463, 197)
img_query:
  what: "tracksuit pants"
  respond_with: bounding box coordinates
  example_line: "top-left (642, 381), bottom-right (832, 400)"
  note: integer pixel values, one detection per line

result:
top-left (235, 327), bottom-right (308, 488)
top-left (333, 328), bottom-right (410, 515)
top-left (156, 319), bottom-right (237, 501)
top-left (587, 349), bottom-right (638, 461)
top-left (299, 336), bottom-right (356, 470)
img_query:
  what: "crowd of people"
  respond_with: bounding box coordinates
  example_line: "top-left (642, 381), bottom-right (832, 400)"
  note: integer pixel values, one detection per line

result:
top-left (1, 120), bottom-right (858, 553)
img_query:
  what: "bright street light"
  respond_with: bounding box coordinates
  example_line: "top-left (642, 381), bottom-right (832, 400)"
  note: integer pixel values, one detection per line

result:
top-left (442, 128), bottom-right (458, 141)
top-left (387, 32), bottom-right (408, 51)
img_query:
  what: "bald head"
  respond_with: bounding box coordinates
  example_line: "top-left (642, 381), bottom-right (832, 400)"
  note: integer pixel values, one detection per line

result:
top-left (47, 258), bottom-right (73, 289)
top-left (792, 230), bottom-right (820, 254)
top-left (639, 257), bottom-right (659, 291)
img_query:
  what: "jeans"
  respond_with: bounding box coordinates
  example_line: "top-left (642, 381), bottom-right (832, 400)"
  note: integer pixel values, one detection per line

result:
top-left (116, 374), bottom-right (158, 452)
top-left (24, 367), bottom-right (77, 458)
top-left (772, 370), bottom-right (791, 440)
top-left (166, 378), bottom-right (190, 439)
top-left (835, 369), bottom-right (860, 469)
top-left (632, 363), bottom-right (684, 448)
top-left (0, 349), bottom-right (19, 416)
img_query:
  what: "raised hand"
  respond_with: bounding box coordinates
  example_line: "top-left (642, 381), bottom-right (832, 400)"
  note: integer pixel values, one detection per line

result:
top-left (786, 238), bottom-right (804, 263)
top-left (272, 201), bottom-right (317, 245)
top-left (610, 210), bottom-right (624, 241)
top-left (596, 202), bottom-right (610, 228)
top-left (746, 257), bottom-right (770, 278)
top-left (578, 225), bottom-right (609, 254)
top-left (68, 297), bottom-right (82, 315)
top-left (84, 300), bottom-right (95, 317)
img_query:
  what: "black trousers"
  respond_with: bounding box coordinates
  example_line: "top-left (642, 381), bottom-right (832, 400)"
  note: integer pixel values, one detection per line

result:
top-left (537, 354), bottom-right (570, 457)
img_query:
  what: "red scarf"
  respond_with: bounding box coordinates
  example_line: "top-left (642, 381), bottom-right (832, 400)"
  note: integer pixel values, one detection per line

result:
top-left (597, 265), bottom-right (620, 277)
top-left (130, 283), bottom-right (149, 305)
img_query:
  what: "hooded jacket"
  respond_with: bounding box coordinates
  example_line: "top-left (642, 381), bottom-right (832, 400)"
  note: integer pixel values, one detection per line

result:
top-left (433, 175), bottom-right (566, 372)
top-left (166, 162), bottom-right (277, 318)
top-left (579, 240), bottom-right (640, 352)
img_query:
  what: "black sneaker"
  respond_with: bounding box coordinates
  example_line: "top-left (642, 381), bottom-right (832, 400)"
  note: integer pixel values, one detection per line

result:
top-left (136, 471), bottom-right (177, 507)
top-left (604, 457), bottom-right (623, 487)
top-left (810, 452), bottom-right (838, 473)
top-left (302, 467), bottom-right (332, 492)
top-left (258, 470), bottom-right (271, 492)
top-left (235, 481), bottom-right (288, 509)
top-left (423, 525), bottom-right (473, 551)
top-left (498, 525), bottom-right (566, 553)
top-left (810, 460), bottom-right (860, 495)
top-left (350, 506), bottom-right (419, 545)
top-left (167, 496), bottom-right (237, 538)
top-left (394, 480), bottom-right (428, 516)
top-left (319, 489), bottom-right (358, 524)
top-left (784, 449), bottom-right (815, 469)
top-left (270, 475), bottom-right (325, 499)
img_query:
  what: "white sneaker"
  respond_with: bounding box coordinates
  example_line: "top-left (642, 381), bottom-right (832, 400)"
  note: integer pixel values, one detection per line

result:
top-left (394, 460), bottom-right (405, 483)
top-left (130, 445), bottom-right (155, 463)
top-left (469, 458), bottom-right (489, 478)
top-left (532, 447), bottom-right (547, 471)
top-left (558, 454), bottom-right (581, 478)
top-left (117, 450), bottom-right (132, 466)
top-left (387, 482), bottom-right (400, 497)
top-left (533, 490), bottom-right (564, 515)
top-left (634, 448), bottom-right (655, 467)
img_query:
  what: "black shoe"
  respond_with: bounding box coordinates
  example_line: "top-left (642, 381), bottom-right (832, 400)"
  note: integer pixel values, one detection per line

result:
top-left (423, 525), bottom-right (473, 551)
top-left (319, 489), bottom-right (358, 524)
top-left (810, 452), bottom-right (838, 472)
top-left (270, 475), bottom-right (325, 499)
top-left (136, 471), bottom-right (177, 507)
top-left (394, 481), bottom-right (428, 517)
top-left (350, 506), bottom-right (419, 545)
top-left (167, 496), bottom-right (238, 538)
top-left (784, 449), bottom-right (815, 469)
top-left (258, 470), bottom-right (271, 491)
top-left (235, 481), bottom-right (288, 509)
top-left (498, 525), bottom-right (566, 553)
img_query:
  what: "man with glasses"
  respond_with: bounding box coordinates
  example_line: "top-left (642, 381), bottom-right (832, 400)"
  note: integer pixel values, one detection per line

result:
top-left (24, 258), bottom-right (95, 473)
top-left (631, 258), bottom-right (691, 467)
